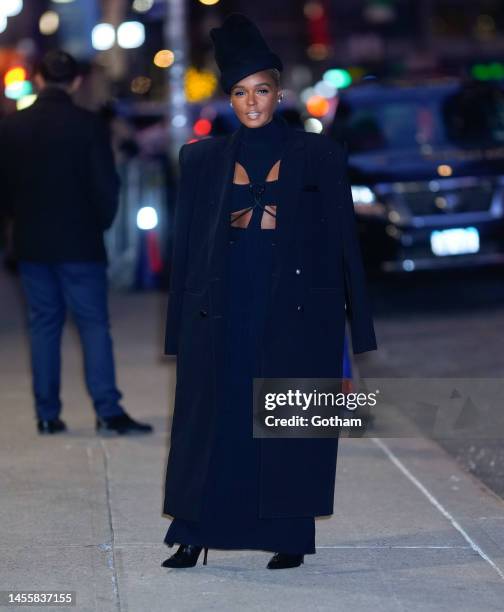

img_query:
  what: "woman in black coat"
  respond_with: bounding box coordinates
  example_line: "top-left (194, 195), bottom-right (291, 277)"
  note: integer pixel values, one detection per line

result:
top-left (161, 14), bottom-right (377, 570)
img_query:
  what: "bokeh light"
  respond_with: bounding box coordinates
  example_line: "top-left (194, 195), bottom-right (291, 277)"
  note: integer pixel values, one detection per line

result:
top-left (172, 114), bottom-right (187, 128)
top-left (307, 43), bottom-right (329, 61)
top-left (91, 23), bottom-right (115, 51)
top-left (136, 206), bottom-right (158, 230)
top-left (437, 165), bottom-right (453, 177)
top-left (314, 80), bottom-right (337, 98)
top-left (304, 2), bottom-right (324, 20)
top-left (5, 80), bottom-right (32, 100)
top-left (117, 21), bottom-right (145, 49)
top-left (306, 94), bottom-right (330, 117)
top-left (323, 68), bottom-right (352, 89)
top-left (304, 117), bottom-right (323, 133)
top-left (16, 94), bottom-right (37, 110)
top-left (4, 66), bottom-right (26, 87)
top-left (0, 0), bottom-right (23, 18)
top-left (131, 76), bottom-right (151, 95)
top-left (132, 0), bottom-right (154, 12)
top-left (198, 0), bottom-right (220, 5)
top-left (193, 118), bottom-right (212, 137)
top-left (184, 67), bottom-right (217, 103)
top-left (300, 86), bottom-right (315, 104)
top-left (153, 49), bottom-right (175, 69)
top-left (39, 11), bottom-right (59, 36)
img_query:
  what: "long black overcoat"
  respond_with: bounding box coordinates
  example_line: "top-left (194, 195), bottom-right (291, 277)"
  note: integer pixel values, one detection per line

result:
top-left (163, 120), bottom-right (377, 521)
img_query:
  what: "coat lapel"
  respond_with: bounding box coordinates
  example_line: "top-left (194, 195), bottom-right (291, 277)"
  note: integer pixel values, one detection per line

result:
top-left (270, 129), bottom-right (306, 294)
top-left (207, 128), bottom-right (242, 280)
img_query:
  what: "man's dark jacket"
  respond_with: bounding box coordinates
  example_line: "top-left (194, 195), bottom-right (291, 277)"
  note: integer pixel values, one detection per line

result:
top-left (0, 87), bottom-right (119, 262)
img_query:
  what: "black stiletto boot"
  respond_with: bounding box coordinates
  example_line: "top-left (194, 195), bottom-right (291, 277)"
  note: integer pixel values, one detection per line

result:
top-left (161, 544), bottom-right (209, 568)
top-left (267, 553), bottom-right (304, 569)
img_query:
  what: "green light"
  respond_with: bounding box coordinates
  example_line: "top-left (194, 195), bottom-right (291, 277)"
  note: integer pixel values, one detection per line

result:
top-left (5, 80), bottom-right (33, 100)
top-left (323, 68), bottom-right (352, 89)
top-left (471, 62), bottom-right (504, 80)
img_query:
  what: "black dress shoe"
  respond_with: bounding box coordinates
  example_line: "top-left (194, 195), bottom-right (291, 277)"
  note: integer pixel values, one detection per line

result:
top-left (267, 553), bottom-right (304, 569)
top-left (96, 413), bottom-right (153, 435)
top-left (161, 545), bottom-right (208, 568)
top-left (37, 418), bottom-right (67, 434)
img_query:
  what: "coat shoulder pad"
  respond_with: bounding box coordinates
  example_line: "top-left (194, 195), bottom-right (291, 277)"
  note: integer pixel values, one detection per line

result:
top-left (181, 136), bottom-right (225, 167)
top-left (302, 131), bottom-right (345, 160)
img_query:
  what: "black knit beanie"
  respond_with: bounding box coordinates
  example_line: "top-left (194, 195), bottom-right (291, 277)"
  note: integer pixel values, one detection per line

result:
top-left (210, 13), bottom-right (283, 94)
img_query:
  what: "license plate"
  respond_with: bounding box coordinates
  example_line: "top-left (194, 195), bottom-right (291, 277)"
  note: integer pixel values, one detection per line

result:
top-left (430, 227), bottom-right (480, 256)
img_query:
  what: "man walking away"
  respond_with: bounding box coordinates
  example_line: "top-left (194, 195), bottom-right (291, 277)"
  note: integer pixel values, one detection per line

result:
top-left (0, 50), bottom-right (153, 436)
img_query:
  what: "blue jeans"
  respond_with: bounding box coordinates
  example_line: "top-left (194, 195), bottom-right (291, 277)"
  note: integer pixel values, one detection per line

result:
top-left (19, 262), bottom-right (124, 421)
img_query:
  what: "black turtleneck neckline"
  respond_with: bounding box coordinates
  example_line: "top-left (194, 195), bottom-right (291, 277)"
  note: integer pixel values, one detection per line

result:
top-left (236, 113), bottom-right (288, 183)
top-left (240, 113), bottom-right (286, 145)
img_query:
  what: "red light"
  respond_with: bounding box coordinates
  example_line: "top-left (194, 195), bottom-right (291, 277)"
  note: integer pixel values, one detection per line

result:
top-left (187, 138), bottom-right (199, 144)
top-left (193, 118), bottom-right (212, 137)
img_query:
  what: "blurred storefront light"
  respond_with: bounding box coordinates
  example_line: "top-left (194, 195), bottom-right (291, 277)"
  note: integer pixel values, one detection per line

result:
top-left (91, 23), bottom-right (115, 51)
top-left (39, 11), bottom-right (60, 36)
top-left (198, 0), bottom-right (220, 5)
top-left (471, 62), bottom-right (504, 80)
top-left (136, 207), bottom-right (158, 231)
top-left (323, 68), bottom-right (352, 89)
top-left (351, 185), bottom-right (376, 205)
top-left (4, 66), bottom-right (26, 86)
top-left (5, 80), bottom-right (32, 100)
top-left (153, 49), bottom-right (175, 68)
top-left (172, 114), bottom-right (187, 128)
top-left (0, 0), bottom-right (23, 18)
top-left (437, 164), bottom-right (453, 177)
top-left (306, 43), bottom-right (328, 61)
top-left (130, 76), bottom-right (151, 94)
top-left (306, 94), bottom-right (330, 117)
top-left (304, 2), bottom-right (324, 20)
top-left (16, 94), bottom-right (37, 110)
top-left (184, 67), bottom-right (217, 103)
top-left (132, 0), bottom-right (154, 12)
top-left (300, 87), bottom-right (315, 104)
top-left (193, 118), bottom-right (212, 137)
top-left (304, 117), bottom-right (323, 133)
top-left (314, 80), bottom-right (337, 98)
top-left (117, 21), bottom-right (145, 49)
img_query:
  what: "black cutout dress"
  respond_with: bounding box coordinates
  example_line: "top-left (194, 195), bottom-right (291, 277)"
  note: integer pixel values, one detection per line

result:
top-left (164, 115), bottom-right (316, 555)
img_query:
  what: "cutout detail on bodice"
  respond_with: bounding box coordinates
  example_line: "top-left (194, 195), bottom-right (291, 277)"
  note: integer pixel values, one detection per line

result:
top-left (230, 160), bottom-right (280, 230)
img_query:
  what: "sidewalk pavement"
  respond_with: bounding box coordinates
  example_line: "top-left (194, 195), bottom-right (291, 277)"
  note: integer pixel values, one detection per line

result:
top-left (1, 271), bottom-right (504, 612)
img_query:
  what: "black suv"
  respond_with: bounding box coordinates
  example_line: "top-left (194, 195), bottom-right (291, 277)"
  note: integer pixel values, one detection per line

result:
top-left (328, 80), bottom-right (504, 273)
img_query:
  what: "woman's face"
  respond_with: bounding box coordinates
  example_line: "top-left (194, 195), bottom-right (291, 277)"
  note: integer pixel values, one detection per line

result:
top-left (230, 70), bottom-right (280, 128)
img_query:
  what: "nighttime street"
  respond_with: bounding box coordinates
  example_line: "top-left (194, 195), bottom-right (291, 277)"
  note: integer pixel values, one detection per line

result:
top-left (1, 266), bottom-right (504, 611)
top-left (1, 0), bottom-right (504, 611)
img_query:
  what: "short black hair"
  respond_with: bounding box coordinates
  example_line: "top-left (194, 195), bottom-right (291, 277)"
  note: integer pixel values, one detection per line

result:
top-left (37, 50), bottom-right (79, 85)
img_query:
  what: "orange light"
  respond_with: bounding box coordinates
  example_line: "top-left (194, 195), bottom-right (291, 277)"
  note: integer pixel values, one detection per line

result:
top-left (193, 118), bottom-right (212, 137)
top-left (153, 49), bottom-right (175, 68)
top-left (306, 95), bottom-right (330, 117)
top-left (437, 164), bottom-right (453, 177)
top-left (4, 66), bottom-right (26, 87)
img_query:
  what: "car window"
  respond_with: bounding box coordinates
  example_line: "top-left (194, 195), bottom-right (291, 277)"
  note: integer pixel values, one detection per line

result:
top-left (331, 84), bottom-right (504, 154)
top-left (442, 83), bottom-right (504, 147)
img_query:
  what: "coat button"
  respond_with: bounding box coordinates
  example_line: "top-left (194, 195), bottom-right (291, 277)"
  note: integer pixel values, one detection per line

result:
top-left (296, 304), bottom-right (304, 312)
top-left (199, 309), bottom-right (208, 317)
top-left (295, 268), bottom-right (301, 275)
